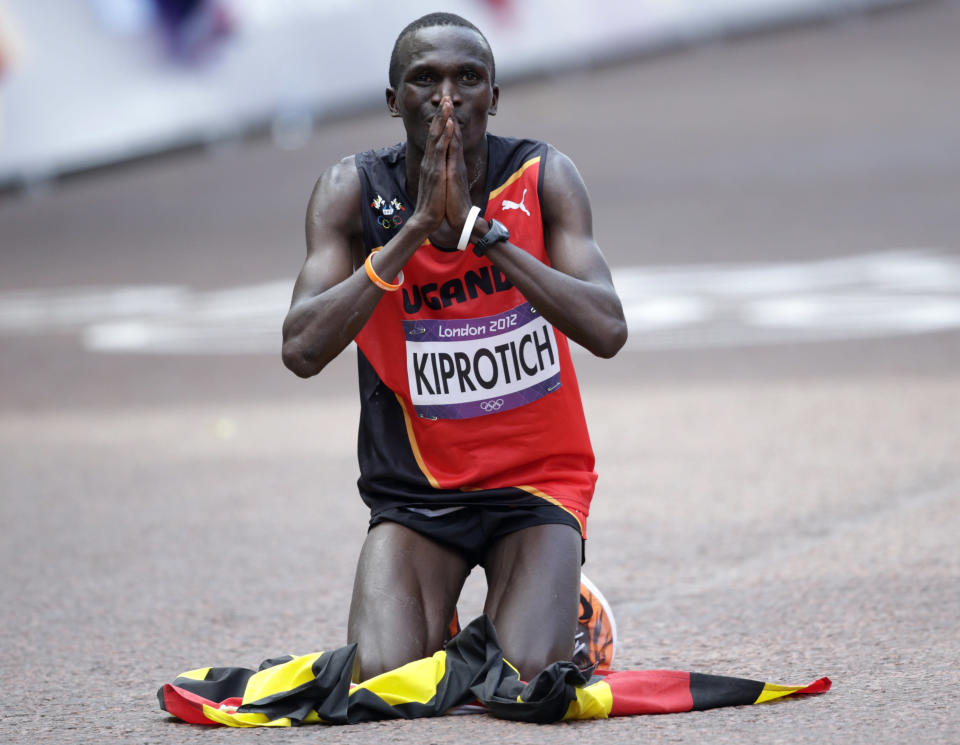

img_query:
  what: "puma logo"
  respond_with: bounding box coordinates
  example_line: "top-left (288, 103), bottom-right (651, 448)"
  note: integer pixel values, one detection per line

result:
top-left (501, 188), bottom-right (530, 217)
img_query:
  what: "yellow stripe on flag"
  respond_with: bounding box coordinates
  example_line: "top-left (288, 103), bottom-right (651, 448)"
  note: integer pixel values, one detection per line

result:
top-left (350, 650), bottom-right (447, 706)
top-left (178, 667), bottom-right (211, 681)
top-left (755, 682), bottom-right (810, 704)
top-left (201, 703), bottom-right (277, 727)
top-left (241, 653), bottom-right (324, 705)
top-left (563, 680), bottom-right (613, 720)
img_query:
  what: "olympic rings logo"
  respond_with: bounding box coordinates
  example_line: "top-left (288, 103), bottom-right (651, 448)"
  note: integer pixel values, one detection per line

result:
top-left (378, 215), bottom-right (403, 229)
top-left (480, 399), bottom-right (505, 412)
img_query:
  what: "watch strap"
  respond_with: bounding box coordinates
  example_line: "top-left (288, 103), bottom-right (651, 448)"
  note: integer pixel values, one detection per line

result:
top-left (473, 219), bottom-right (510, 257)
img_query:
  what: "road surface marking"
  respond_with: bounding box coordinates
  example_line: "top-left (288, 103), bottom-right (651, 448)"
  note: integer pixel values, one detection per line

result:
top-left (0, 250), bottom-right (957, 354)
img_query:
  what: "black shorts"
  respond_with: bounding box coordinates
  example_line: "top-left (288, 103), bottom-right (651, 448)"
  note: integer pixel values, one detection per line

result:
top-left (369, 502), bottom-right (585, 568)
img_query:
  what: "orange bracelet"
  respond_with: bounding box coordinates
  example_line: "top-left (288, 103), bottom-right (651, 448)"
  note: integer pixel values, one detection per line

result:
top-left (364, 250), bottom-right (404, 292)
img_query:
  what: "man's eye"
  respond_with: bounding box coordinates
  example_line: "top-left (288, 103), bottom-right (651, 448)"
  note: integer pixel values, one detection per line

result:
top-left (461, 71), bottom-right (480, 82)
top-left (414, 73), bottom-right (433, 83)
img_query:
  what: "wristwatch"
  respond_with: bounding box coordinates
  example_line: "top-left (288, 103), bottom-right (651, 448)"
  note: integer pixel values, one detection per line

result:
top-left (473, 219), bottom-right (511, 257)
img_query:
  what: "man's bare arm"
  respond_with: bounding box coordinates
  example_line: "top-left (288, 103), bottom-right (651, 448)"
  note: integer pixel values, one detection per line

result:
top-left (471, 146), bottom-right (627, 358)
top-left (281, 103), bottom-right (456, 378)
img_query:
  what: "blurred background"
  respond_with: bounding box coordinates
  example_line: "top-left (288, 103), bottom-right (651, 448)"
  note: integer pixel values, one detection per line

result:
top-left (2, 0), bottom-right (956, 398)
top-left (0, 0), bottom-right (920, 186)
top-left (1, 2), bottom-right (959, 742)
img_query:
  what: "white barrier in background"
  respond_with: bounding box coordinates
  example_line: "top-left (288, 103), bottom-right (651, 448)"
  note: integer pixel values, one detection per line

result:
top-left (2, 250), bottom-right (958, 354)
top-left (0, 0), bottom-right (921, 184)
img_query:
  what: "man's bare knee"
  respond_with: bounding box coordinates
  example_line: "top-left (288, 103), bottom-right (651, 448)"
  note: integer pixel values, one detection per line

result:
top-left (349, 581), bottom-right (428, 680)
top-left (483, 524), bottom-right (581, 680)
top-left (347, 522), bottom-right (469, 681)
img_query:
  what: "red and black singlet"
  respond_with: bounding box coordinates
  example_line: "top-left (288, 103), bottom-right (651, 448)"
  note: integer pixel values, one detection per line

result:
top-left (353, 135), bottom-right (596, 534)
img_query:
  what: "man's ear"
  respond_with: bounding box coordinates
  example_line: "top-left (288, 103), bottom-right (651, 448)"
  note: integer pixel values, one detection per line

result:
top-left (386, 87), bottom-right (401, 117)
top-left (488, 84), bottom-right (500, 116)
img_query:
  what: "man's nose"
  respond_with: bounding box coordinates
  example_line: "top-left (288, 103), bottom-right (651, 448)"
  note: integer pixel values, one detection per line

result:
top-left (433, 78), bottom-right (461, 104)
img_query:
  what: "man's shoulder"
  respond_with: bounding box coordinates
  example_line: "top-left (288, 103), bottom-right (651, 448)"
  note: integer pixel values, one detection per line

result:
top-left (312, 155), bottom-right (362, 207)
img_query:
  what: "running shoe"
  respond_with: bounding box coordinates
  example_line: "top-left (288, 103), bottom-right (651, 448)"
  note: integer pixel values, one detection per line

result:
top-left (572, 573), bottom-right (617, 672)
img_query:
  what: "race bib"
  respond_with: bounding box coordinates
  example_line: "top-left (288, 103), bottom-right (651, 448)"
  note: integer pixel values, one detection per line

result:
top-left (404, 302), bottom-right (562, 419)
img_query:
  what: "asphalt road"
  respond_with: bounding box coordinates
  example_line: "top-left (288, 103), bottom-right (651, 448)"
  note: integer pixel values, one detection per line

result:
top-left (1, 2), bottom-right (958, 743)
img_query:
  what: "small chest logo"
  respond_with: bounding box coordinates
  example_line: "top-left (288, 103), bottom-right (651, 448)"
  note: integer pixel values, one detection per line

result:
top-left (371, 194), bottom-right (406, 229)
top-left (501, 188), bottom-right (530, 217)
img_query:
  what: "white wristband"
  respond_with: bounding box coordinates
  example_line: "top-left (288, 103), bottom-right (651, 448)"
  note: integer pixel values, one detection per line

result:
top-left (457, 206), bottom-right (482, 251)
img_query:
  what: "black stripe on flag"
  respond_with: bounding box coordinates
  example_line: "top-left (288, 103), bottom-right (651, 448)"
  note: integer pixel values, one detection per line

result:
top-left (689, 672), bottom-right (765, 710)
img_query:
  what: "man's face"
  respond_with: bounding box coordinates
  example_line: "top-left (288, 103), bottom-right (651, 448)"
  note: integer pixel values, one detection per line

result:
top-left (387, 25), bottom-right (499, 153)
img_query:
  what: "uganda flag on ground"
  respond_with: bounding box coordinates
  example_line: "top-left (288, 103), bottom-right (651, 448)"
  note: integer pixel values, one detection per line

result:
top-left (158, 616), bottom-right (830, 727)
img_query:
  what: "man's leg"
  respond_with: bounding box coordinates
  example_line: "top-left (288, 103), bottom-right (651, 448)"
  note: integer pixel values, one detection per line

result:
top-left (482, 523), bottom-right (582, 681)
top-left (347, 521), bottom-right (471, 682)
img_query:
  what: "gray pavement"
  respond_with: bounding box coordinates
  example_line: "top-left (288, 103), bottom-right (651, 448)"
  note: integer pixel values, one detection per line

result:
top-left (2, 1), bottom-right (959, 743)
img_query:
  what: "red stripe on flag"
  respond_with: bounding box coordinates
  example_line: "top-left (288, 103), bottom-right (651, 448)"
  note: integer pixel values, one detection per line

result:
top-left (797, 677), bottom-right (832, 694)
top-left (160, 684), bottom-right (222, 725)
top-left (606, 670), bottom-right (694, 716)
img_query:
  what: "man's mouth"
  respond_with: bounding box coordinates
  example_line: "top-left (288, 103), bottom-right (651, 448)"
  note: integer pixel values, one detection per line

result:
top-left (428, 114), bottom-right (467, 128)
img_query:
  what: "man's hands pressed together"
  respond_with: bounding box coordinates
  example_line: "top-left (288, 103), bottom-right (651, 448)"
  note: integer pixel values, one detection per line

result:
top-left (408, 96), bottom-right (482, 248)
top-left (407, 96), bottom-right (455, 238)
top-left (443, 102), bottom-right (477, 235)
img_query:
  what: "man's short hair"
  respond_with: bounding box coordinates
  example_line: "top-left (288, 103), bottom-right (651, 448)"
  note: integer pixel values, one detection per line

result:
top-left (389, 12), bottom-right (495, 88)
